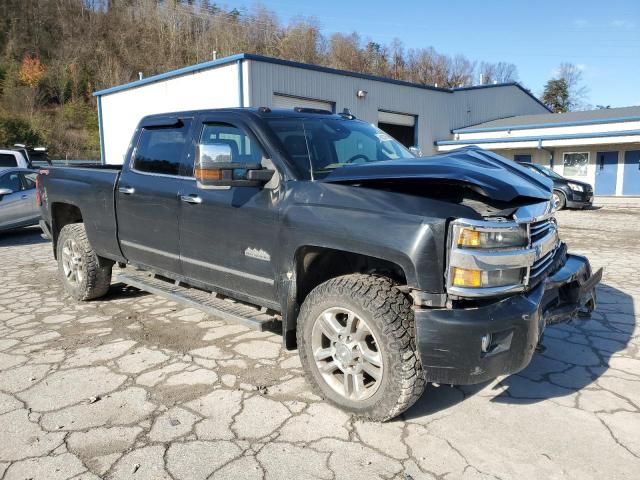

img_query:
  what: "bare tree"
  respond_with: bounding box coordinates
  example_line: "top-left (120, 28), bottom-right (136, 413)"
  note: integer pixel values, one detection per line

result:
top-left (445, 55), bottom-right (476, 88)
top-left (0, 0), bottom-right (527, 159)
top-left (557, 62), bottom-right (589, 110)
top-left (478, 61), bottom-right (518, 84)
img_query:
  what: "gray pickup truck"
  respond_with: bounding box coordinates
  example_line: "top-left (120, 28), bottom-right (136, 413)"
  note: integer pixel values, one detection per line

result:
top-left (38, 108), bottom-right (601, 420)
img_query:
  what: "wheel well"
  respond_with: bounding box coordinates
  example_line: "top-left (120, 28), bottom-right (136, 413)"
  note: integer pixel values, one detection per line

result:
top-left (295, 246), bottom-right (407, 306)
top-left (282, 246), bottom-right (408, 349)
top-left (51, 203), bottom-right (83, 257)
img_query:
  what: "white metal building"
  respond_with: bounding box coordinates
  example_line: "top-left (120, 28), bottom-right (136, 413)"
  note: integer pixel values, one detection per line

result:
top-left (436, 106), bottom-right (640, 196)
top-left (94, 53), bottom-right (549, 166)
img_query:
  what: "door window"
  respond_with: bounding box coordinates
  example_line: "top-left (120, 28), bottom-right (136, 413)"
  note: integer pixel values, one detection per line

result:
top-left (0, 172), bottom-right (22, 192)
top-left (20, 172), bottom-right (37, 190)
top-left (199, 123), bottom-right (264, 165)
top-left (132, 120), bottom-right (192, 176)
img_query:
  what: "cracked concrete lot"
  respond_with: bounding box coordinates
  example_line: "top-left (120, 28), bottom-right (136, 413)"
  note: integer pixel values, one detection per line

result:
top-left (0, 200), bottom-right (639, 480)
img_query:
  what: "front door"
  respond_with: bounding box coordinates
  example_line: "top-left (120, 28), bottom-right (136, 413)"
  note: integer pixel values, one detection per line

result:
top-left (179, 115), bottom-right (281, 306)
top-left (595, 151), bottom-right (618, 196)
top-left (623, 150), bottom-right (640, 195)
top-left (116, 117), bottom-right (193, 275)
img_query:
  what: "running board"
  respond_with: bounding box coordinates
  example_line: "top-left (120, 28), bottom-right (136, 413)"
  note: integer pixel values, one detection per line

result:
top-left (116, 271), bottom-right (280, 332)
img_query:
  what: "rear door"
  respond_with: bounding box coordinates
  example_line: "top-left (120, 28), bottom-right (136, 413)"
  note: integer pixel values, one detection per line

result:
top-left (178, 114), bottom-right (281, 305)
top-left (19, 171), bottom-right (39, 219)
top-left (0, 171), bottom-right (32, 228)
top-left (116, 117), bottom-right (194, 275)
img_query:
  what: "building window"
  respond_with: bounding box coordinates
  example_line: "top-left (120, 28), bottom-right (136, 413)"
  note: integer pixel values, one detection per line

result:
top-left (563, 152), bottom-right (589, 177)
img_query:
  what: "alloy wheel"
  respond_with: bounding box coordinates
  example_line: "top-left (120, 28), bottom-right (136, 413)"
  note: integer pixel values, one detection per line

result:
top-left (61, 238), bottom-right (84, 286)
top-left (311, 307), bottom-right (383, 401)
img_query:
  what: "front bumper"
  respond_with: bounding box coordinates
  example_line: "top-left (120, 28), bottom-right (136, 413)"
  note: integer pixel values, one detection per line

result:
top-left (566, 190), bottom-right (593, 208)
top-left (415, 253), bottom-right (602, 385)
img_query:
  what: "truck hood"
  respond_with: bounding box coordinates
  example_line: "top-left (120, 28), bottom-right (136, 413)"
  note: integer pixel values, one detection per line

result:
top-left (321, 146), bottom-right (553, 203)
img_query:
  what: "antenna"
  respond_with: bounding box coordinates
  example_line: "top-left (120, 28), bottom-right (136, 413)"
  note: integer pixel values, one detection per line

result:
top-left (301, 121), bottom-right (314, 181)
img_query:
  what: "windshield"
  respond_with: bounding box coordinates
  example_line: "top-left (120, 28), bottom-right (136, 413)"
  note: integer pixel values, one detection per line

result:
top-left (265, 117), bottom-right (415, 179)
top-left (524, 163), bottom-right (563, 180)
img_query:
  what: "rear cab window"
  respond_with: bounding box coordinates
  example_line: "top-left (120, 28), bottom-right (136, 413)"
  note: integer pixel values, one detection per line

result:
top-left (0, 153), bottom-right (18, 167)
top-left (132, 120), bottom-right (192, 176)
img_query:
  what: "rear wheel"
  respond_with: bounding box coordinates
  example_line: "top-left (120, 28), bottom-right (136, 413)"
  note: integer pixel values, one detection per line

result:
top-left (57, 223), bottom-right (112, 301)
top-left (297, 274), bottom-right (425, 421)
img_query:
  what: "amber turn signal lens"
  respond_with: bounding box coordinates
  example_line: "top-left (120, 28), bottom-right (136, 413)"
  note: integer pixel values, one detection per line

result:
top-left (458, 229), bottom-right (481, 247)
top-left (195, 167), bottom-right (223, 181)
top-left (452, 267), bottom-right (482, 287)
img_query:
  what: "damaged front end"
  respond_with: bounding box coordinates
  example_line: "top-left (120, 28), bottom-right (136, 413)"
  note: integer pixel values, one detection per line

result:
top-left (323, 147), bottom-right (602, 385)
top-left (416, 199), bottom-right (602, 385)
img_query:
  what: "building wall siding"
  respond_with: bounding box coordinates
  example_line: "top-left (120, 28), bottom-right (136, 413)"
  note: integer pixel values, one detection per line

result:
top-left (246, 60), bottom-right (547, 155)
top-left (100, 63), bottom-right (239, 165)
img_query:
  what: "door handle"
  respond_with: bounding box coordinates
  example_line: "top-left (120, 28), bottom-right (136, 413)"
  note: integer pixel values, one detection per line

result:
top-left (21, 194), bottom-right (28, 199)
top-left (118, 186), bottom-right (135, 195)
top-left (180, 195), bottom-right (202, 204)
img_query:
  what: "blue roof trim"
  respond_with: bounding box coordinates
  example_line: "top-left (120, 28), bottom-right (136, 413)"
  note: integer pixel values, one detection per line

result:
top-left (453, 115), bottom-right (640, 134)
top-left (93, 53), bottom-right (547, 102)
top-left (436, 129), bottom-right (640, 146)
top-left (93, 54), bottom-right (246, 96)
top-left (453, 82), bottom-right (552, 113)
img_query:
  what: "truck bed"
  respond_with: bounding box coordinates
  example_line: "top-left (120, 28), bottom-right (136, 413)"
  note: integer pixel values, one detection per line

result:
top-left (39, 165), bottom-right (124, 262)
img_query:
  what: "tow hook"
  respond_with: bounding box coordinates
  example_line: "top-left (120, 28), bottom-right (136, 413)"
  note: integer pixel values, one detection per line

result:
top-left (577, 298), bottom-right (596, 319)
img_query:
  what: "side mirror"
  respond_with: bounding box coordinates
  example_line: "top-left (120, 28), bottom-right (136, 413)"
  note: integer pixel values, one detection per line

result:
top-left (195, 143), bottom-right (274, 189)
top-left (409, 146), bottom-right (422, 157)
top-left (0, 188), bottom-right (13, 200)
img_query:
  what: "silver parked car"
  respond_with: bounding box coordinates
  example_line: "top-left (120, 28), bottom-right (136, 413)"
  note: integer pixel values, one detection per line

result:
top-left (0, 167), bottom-right (40, 232)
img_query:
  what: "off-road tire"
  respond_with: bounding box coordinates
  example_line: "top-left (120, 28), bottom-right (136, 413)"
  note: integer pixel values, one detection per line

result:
top-left (297, 274), bottom-right (425, 421)
top-left (56, 223), bottom-right (112, 301)
top-left (553, 190), bottom-right (566, 210)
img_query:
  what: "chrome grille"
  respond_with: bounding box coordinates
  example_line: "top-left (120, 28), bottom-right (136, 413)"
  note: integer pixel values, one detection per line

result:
top-left (529, 218), bottom-right (555, 244)
top-left (527, 218), bottom-right (560, 285)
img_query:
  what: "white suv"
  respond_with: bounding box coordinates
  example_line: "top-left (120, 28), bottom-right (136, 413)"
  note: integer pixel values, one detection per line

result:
top-left (0, 149), bottom-right (30, 168)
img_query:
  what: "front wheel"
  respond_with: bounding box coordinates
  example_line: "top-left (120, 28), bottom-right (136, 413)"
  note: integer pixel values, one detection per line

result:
top-left (553, 190), bottom-right (566, 210)
top-left (297, 274), bottom-right (425, 421)
top-left (57, 223), bottom-right (112, 301)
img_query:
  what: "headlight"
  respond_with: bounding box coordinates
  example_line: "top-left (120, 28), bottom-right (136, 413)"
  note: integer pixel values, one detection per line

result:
top-left (452, 267), bottom-right (524, 288)
top-left (567, 182), bottom-right (584, 192)
top-left (455, 225), bottom-right (527, 249)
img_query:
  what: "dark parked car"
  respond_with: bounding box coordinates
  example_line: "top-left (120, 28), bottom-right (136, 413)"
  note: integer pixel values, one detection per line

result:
top-left (516, 162), bottom-right (593, 210)
top-left (38, 108), bottom-right (601, 420)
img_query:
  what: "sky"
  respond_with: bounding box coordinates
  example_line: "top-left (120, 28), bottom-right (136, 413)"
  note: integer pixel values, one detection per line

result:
top-left (219, 0), bottom-right (640, 108)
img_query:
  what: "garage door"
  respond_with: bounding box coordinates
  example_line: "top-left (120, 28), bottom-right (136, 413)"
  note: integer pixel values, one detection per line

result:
top-left (272, 94), bottom-right (334, 112)
top-left (378, 111), bottom-right (416, 148)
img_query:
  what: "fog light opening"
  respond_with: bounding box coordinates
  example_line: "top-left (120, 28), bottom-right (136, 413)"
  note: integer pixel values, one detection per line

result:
top-left (481, 333), bottom-right (493, 353)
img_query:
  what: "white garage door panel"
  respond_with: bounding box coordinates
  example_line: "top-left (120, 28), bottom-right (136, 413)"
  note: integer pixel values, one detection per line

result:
top-left (378, 111), bottom-right (415, 127)
top-left (273, 94), bottom-right (333, 112)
